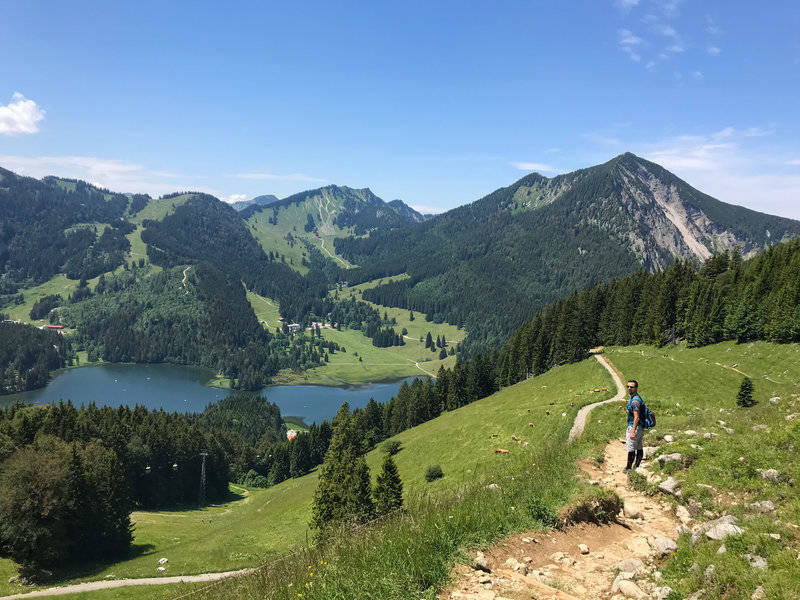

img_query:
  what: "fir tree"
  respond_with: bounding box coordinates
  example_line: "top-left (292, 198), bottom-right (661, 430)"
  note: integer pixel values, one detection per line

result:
top-left (373, 454), bottom-right (403, 515)
top-left (736, 376), bottom-right (755, 407)
top-left (310, 403), bottom-right (374, 532)
top-left (425, 332), bottom-right (433, 348)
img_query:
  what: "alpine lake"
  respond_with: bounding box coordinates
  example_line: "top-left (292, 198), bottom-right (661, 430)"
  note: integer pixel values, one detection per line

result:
top-left (0, 363), bottom-right (420, 424)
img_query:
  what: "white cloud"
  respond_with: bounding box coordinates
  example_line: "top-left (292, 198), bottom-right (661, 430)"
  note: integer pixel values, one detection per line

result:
top-left (511, 161), bottom-right (557, 173)
top-left (618, 29), bottom-right (643, 62)
top-left (614, 0), bottom-right (640, 10)
top-left (222, 193), bottom-right (247, 203)
top-left (692, 70), bottom-right (704, 80)
top-left (235, 171), bottom-right (326, 183)
top-left (707, 45), bottom-right (721, 55)
top-left (667, 44), bottom-right (685, 53)
top-left (408, 204), bottom-right (445, 215)
top-left (0, 154), bottom-right (209, 197)
top-left (0, 93), bottom-right (45, 135)
top-left (637, 128), bottom-right (800, 219)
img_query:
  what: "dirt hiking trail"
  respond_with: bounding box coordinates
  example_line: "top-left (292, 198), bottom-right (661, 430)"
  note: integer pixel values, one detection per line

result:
top-left (442, 354), bottom-right (681, 600)
top-left (0, 570), bottom-right (251, 600)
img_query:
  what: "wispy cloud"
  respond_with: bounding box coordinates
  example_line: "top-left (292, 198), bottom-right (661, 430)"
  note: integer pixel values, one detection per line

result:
top-left (0, 154), bottom-right (210, 197)
top-left (691, 70), bottom-right (704, 80)
top-left (618, 28), bottom-right (643, 62)
top-left (222, 193), bottom-right (247, 203)
top-left (614, 0), bottom-right (639, 11)
top-left (235, 171), bottom-right (326, 183)
top-left (408, 203), bottom-right (446, 215)
top-left (511, 161), bottom-right (558, 173)
top-left (0, 93), bottom-right (45, 135)
top-left (635, 127), bottom-right (800, 219)
top-left (707, 45), bottom-right (721, 55)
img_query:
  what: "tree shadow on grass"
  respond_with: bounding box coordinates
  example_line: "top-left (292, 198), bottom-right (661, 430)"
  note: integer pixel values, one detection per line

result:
top-left (24, 542), bottom-right (156, 587)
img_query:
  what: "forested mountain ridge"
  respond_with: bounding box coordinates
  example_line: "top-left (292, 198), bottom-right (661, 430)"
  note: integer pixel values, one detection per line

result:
top-left (334, 153), bottom-right (800, 349)
top-left (0, 167), bottom-right (141, 292)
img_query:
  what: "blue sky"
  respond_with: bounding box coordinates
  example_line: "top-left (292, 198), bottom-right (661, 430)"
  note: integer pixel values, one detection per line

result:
top-left (1, 0), bottom-right (799, 216)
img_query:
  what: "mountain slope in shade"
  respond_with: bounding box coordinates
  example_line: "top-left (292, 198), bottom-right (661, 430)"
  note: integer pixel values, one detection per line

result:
top-left (334, 153), bottom-right (800, 348)
top-left (231, 194), bottom-right (280, 211)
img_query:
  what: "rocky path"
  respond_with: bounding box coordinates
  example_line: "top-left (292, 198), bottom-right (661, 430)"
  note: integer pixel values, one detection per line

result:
top-left (442, 354), bottom-right (682, 600)
top-left (442, 440), bottom-right (682, 600)
top-left (0, 570), bottom-right (252, 599)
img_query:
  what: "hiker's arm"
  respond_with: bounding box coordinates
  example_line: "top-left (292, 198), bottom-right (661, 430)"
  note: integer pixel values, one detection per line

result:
top-left (630, 408), bottom-right (639, 438)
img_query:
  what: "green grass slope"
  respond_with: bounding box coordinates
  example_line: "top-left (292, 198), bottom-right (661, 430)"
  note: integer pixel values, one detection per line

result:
top-left (0, 357), bottom-right (613, 597)
top-left (585, 341), bottom-right (800, 600)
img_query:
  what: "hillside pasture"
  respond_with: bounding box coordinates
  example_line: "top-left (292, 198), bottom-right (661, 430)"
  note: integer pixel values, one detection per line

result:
top-left (0, 357), bottom-right (613, 598)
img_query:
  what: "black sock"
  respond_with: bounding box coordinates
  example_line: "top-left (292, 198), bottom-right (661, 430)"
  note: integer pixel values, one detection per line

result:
top-left (634, 449), bottom-right (643, 467)
top-left (625, 451), bottom-right (635, 470)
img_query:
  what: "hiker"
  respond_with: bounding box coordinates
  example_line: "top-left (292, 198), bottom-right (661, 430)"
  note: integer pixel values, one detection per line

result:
top-left (624, 379), bottom-right (644, 473)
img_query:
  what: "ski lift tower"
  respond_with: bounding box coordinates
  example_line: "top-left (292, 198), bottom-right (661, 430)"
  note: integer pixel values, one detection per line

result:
top-left (199, 450), bottom-right (209, 505)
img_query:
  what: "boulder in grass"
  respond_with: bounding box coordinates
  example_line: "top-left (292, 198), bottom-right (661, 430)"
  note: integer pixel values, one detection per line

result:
top-left (657, 453), bottom-right (682, 466)
top-left (758, 469), bottom-right (780, 482)
top-left (691, 515), bottom-right (742, 546)
top-left (748, 500), bottom-right (776, 514)
top-left (658, 477), bottom-right (683, 497)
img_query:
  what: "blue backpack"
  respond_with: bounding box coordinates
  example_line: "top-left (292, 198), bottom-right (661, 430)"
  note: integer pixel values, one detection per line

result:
top-left (641, 400), bottom-right (656, 429)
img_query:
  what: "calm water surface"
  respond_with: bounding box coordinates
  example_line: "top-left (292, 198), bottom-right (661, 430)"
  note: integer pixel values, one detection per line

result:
top-left (0, 363), bottom-right (420, 424)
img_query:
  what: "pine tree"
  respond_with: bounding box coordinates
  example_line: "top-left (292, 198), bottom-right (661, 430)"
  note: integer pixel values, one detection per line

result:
top-left (409, 310), bottom-right (414, 321)
top-left (425, 332), bottom-right (433, 348)
top-left (736, 377), bottom-right (755, 407)
top-left (310, 403), bottom-right (374, 532)
top-left (373, 454), bottom-right (403, 515)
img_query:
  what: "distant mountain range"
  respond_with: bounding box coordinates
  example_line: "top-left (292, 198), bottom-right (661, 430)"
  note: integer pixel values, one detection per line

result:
top-left (334, 152), bottom-right (800, 347)
top-left (2, 153), bottom-right (799, 351)
top-left (230, 194), bottom-right (279, 211)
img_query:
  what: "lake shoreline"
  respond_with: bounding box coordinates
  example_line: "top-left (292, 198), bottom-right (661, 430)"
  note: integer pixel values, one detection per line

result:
top-left (0, 363), bottom-right (421, 424)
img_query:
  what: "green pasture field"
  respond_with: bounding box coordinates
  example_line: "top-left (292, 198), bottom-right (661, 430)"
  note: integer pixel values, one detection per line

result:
top-left (128, 194), bottom-right (194, 225)
top-left (583, 342), bottom-right (800, 600)
top-left (244, 196), bottom-right (356, 276)
top-left (246, 284), bottom-right (466, 386)
top-left (0, 356), bottom-right (614, 598)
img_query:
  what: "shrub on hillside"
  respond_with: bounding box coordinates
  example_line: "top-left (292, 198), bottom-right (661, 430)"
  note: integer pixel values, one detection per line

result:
top-left (736, 376), bottom-right (755, 407)
top-left (241, 469), bottom-right (269, 488)
top-left (424, 464), bottom-right (443, 482)
top-left (382, 440), bottom-right (402, 455)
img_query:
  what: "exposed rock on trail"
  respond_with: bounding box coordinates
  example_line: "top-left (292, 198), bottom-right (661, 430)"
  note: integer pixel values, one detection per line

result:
top-left (442, 438), bottom-right (683, 600)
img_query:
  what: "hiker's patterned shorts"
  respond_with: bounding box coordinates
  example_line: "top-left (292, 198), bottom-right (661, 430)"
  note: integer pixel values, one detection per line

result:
top-left (626, 425), bottom-right (644, 452)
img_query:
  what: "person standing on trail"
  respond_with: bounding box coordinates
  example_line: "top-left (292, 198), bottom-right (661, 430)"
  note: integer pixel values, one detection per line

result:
top-left (624, 379), bottom-right (645, 473)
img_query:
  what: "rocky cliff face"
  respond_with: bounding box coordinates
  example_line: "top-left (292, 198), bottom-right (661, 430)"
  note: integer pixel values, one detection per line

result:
top-left (509, 153), bottom-right (800, 271)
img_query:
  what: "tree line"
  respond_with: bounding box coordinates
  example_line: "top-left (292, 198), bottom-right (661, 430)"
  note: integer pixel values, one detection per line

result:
top-left (497, 240), bottom-right (800, 387)
top-left (0, 393), bottom-right (290, 578)
top-left (0, 321), bottom-right (75, 394)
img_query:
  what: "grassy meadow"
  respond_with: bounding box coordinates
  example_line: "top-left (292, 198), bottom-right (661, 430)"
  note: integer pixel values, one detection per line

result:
top-left (583, 342), bottom-right (800, 600)
top-left (244, 198), bottom-right (356, 276)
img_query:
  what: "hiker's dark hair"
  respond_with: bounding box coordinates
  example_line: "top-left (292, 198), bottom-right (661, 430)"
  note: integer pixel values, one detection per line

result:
top-left (627, 379), bottom-right (638, 387)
